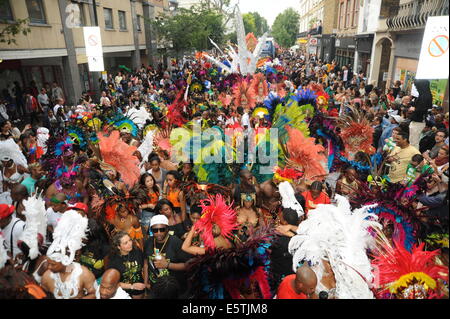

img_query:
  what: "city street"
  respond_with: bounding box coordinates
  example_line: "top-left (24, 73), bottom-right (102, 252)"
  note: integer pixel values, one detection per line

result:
top-left (0, 0), bottom-right (448, 302)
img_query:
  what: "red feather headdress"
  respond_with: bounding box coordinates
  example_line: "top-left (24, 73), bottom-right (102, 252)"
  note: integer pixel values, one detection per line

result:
top-left (284, 126), bottom-right (327, 181)
top-left (233, 78), bottom-right (257, 109)
top-left (337, 105), bottom-right (375, 156)
top-left (372, 240), bottom-right (448, 299)
top-left (194, 194), bottom-right (238, 250)
top-left (167, 89), bottom-right (189, 128)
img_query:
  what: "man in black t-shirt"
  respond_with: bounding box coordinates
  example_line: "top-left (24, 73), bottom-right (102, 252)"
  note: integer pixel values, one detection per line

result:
top-left (143, 215), bottom-right (192, 294)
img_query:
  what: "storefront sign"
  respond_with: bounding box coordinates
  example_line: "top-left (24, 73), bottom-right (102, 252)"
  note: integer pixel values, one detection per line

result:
top-left (416, 16), bottom-right (449, 79)
top-left (335, 39), bottom-right (341, 47)
top-left (430, 79), bottom-right (448, 105)
top-left (309, 38), bottom-right (318, 46)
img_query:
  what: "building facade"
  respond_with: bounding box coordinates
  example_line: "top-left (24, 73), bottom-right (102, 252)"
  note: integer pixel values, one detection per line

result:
top-left (0, 0), bottom-right (176, 104)
top-left (369, 0), bottom-right (449, 95)
top-left (334, 0), bottom-right (360, 69)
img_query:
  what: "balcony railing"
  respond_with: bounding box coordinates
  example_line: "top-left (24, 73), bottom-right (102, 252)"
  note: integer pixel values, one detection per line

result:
top-left (386, 0), bottom-right (449, 30)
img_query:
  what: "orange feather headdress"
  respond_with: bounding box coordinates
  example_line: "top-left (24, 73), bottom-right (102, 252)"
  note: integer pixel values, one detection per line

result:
top-left (284, 126), bottom-right (327, 181)
top-left (97, 130), bottom-right (140, 187)
top-left (233, 78), bottom-right (257, 109)
top-left (251, 73), bottom-right (269, 98)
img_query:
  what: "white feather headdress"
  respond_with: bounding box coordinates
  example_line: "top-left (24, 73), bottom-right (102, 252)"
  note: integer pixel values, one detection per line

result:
top-left (288, 195), bottom-right (381, 299)
top-left (0, 138), bottom-right (28, 167)
top-left (19, 194), bottom-right (47, 260)
top-left (46, 210), bottom-right (88, 266)
top-left (0, 232), bottom-right (8, 269)
top-left (137, 129), bottom-right (154, 169)
top-left (126, 106), bottom-right (152, 129)
top-left (279, 181), bottom-right (304, 218)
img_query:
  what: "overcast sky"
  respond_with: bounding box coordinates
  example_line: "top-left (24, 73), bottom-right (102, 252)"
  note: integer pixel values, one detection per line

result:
top-left (237, 0), bottom-right (300, 26)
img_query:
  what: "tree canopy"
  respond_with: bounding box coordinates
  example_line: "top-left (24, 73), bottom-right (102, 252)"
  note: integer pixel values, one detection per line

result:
top-left (271, 8), bottom-right (300, 48)
top-left (152, 4), bottom-right (225, 53)
top-left (0, 0), bottom-right (31, 45)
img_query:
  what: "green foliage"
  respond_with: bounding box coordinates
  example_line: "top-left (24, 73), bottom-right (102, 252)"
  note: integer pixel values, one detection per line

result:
top-left (0, 18), bottom-right (31, 45)
top-left (151, 4), bottom-right (225, 53)
top-left (242, 13), bottom-right (256, 35)
top-left (271, 8), bottom-right (300, 48)
top-left (249, 12), bottom-right (269, 37)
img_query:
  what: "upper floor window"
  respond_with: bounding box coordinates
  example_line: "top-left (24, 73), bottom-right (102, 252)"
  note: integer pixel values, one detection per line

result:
top-left (104, 8), bottom-right (113, 29)
top-left (118, 10), bottom-right (127, 31)
top-left (26, 0), bottom-right (47, 24)
top-left (136, 15), bottom-right (142, 32)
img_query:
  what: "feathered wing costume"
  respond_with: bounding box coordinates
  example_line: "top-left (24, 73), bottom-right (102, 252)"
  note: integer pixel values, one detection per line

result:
top-left (36, 127), bottom-right (50, 155)
top-left (282, 126), bottom-right (327, 181)
top-left (371, 236), bottom-right (448, 299)
top-left (194, 194), bottom-right (238, 250)
top-left (288, 195), bottom-right (382, 299)
top-left (187, 223), bottom-right (275, 299)
top-left (46, 210), bottom-right (88, 266)
top-left (0, 138), bottom-right (28, 168)
top-left (18, 194), bottom-right (47, 260)
top-left (125, 106), bottom-right (153, 129)
top-left (233, 78), bottom-right (257, 109)
top-left (137, 129), bottom-right (155, 169)
top-left (98, 130), bottom-right (140, 187)
top-left (167, 89), bottom-right (190, 128)
top-left (278, 181), bottom-right (304, 218)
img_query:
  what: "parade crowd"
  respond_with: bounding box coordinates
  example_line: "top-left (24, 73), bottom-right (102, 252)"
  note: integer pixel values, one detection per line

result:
top-left (0, 49), bottom-right (448, 300)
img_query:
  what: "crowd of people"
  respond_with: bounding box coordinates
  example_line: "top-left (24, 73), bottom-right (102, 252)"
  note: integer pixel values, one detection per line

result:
top-left (0, 48), bottom-right (448, 300)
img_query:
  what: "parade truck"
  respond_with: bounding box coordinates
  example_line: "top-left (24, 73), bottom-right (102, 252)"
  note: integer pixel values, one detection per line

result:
top-left (261, 38), bottom-right (276, 59)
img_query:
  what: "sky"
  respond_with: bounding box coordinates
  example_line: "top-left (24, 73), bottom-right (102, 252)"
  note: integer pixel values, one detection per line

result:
top-left (237, 0), bottom-right (300, 26)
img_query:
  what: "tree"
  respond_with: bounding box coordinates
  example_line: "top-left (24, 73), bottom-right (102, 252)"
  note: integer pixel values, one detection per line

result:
top-left (271, 8), bottom-right (300, 48)
top-left (249, 12), bottom-right (269, 37)
top-left (242, 13), bottom-right (257, 35)
top-left (152, 4), bottom-right (226, 54)
top-left (0, 0), bottom-right (31, 45)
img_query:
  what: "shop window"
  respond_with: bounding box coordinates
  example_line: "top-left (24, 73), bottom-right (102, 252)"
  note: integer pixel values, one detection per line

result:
top-left (26, 0), bottom-right (47, 24)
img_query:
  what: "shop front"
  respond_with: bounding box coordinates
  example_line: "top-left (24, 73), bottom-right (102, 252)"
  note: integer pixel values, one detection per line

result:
top-left (356, 34), bottom-right (374, 76)
top-left (392, 32), bottom-right (423, 92)
top-left (335, 36), bottom-right (357, 69)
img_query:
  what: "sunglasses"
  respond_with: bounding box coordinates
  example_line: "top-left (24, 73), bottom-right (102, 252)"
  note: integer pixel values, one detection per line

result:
top-left (151, 227), bottom-right (168, 233)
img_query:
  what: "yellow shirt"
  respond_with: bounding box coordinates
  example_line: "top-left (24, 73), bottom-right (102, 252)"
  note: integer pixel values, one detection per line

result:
top-left (388, 145), bottom-right (420, 183)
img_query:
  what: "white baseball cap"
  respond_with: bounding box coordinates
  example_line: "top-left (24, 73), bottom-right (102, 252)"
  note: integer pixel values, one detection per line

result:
top-left (150, 215), bottom-right (169, 228)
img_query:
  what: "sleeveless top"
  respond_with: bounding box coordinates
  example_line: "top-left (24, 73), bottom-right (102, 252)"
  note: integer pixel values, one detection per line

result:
top-left (50, 262), bottom-right (83, 299)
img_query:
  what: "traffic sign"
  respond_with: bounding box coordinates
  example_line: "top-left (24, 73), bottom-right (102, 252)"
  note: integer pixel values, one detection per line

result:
top-left (428, 35), bottom-right (448, 57)
top-left (309, 38), bottom-right (318, 46)
top-left (83, 27), bottom-right (103, 57)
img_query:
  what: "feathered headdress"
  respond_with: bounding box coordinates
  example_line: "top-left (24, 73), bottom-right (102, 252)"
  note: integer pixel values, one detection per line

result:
top-left (282, 126), bottom-right (327, 181)
top-left (46, 210), bottom-right (88, 266)
top-left (98, 130), bottom-right (140, 187)
top-left (273, 166), bottom-right (304, 183)
top-left (137, 129), bottom-right (155, 169)
top-left (194, 194), bottom-right (238, 250)
top-left (251, 73), bottom-right (269, 97)
top-left (36, 127), bottom-right (50, 155)
top-left (371, 238), bottom-right (448, 299)
top-left (0, 139), bottom-right (28, 167)
top-left (288, 195), bottom-right (382, 299)
top-left (18, 194), bottom-right (47, 260)
top-left (125, 106), bottom-right (153, 129)
top-left (233, 78), bottom-right (257, 109)
top-left (337, 105), bottom-right (375, 156)
top-left (107, 114), bottom-right (139, 137)
top-left (279, 181), bottom-right (304, 218)
top-left (167, 89), bottom-right (190, 128)
top-left (68, 126), bottom-right (88, 151)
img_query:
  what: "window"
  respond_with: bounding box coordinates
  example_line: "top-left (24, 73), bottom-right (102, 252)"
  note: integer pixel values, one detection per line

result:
top-left (352, 0), bottom-right (359, 27)
top-left (345, 0), bottom-right (352, 29)
top-left (118, 10), bottom-right (127, 31)
top-left (104, 8), bottom-right (113, 29)
top-left (136, 15), bottom-right (141, 32)
top-left (339, 1), bottom-right (345, 30)
top-left (26, 0), bottom-right (47, 24)
top-left (0, 0), bottom-right (13, 21)
top-left (78, 3), bottom-right (86, 27)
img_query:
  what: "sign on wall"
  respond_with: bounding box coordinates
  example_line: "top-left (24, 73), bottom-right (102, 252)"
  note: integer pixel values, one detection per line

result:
top-left (83, 27), bottom-right (104, 72)
top-left (416, 16), bottom-right (449, 79)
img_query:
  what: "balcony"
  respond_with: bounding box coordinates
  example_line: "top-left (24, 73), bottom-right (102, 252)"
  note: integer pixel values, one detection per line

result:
top-left (386, 0), bottom-right (449, 30)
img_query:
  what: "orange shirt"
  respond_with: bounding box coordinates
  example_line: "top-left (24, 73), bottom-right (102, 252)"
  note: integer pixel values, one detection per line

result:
top-left (167, 189), bottom-right (181, 208)
top-left (146, 191), bottom-right (159, 206)
top-left (301, 191), bottom-right (331, 212)
top-left (277, 274), bottom-right (308, 299)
